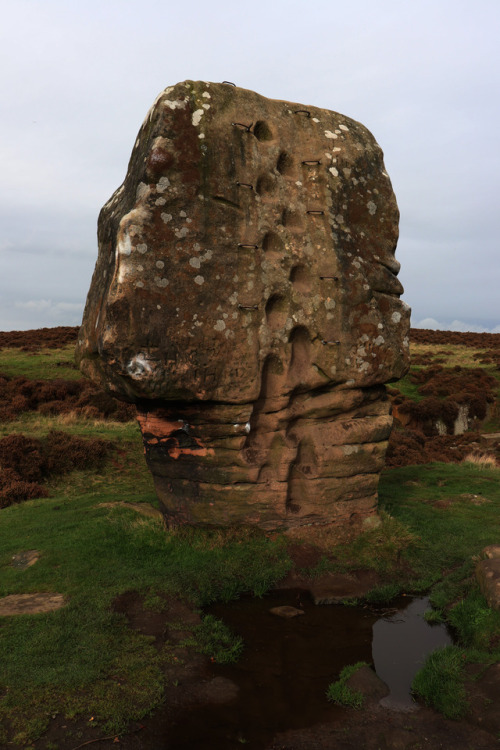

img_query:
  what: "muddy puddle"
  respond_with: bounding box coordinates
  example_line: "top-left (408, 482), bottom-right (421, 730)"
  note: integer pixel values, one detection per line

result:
top-left (168, 589), bottom-right (452, 749)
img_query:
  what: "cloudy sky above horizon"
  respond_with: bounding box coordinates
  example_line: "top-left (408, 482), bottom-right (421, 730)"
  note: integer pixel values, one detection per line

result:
top-left (1, 0), bottom-right (499, 333)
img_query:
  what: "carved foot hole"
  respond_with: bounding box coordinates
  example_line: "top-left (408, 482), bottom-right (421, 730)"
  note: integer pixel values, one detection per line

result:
top-left (253, 120), bottom-right (274, 142)
top-left (265, 294), bottom-right (288, 330)
top-left (287, 502), bottom-right (301, 514)
top-left (276, 151), bottom-right (294, 175)
top-left (281, 208), bottom-right (303, 230)
top-left (290, 265), bottom-right (312, 293)
top-left (256, 173), bottom-right (276, 195)
top-left (262, 231), bottom-right (284, 258)
top-left (289, 326), bottom-right (312, 380)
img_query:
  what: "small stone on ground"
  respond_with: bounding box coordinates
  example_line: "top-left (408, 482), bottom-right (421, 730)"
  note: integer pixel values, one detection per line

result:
top-left (0, 593), bottom-right (66, 616)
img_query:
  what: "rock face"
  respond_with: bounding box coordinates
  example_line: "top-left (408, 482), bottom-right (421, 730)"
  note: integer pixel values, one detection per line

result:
top-left (476, 546), bottom-right (500, 610)
top-left (76, 81), bottom-right (410, 530)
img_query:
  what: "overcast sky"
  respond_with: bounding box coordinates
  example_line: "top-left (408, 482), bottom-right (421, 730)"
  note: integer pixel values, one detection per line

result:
top-left (1, 0), bottom-right (499, 332)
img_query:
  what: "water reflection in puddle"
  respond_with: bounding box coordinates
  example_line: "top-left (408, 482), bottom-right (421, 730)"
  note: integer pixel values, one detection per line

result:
top-left (373, 595), bottom-right (452, 710)
top-left (168, 589), bottom-right (452, 749)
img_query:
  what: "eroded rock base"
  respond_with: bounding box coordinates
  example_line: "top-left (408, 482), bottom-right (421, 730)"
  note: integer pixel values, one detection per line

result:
top-left (137, 384), bottom-right (391, 529)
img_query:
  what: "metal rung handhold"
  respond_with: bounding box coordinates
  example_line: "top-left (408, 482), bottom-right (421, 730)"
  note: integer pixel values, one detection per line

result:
top-left (306, 210), bottom-right (324, 215)
top-left (320, 275), bottom-right (339, 281)
top-left (294, 109), bottom-right (311, 117)
top-left (232, 122), bottom-right (253, 132)
top-left (237, 243), bottom-right (259, 249)
top-left (223, 81), bottom-right (236, 86)
top-left (302, 160), bottom-right (321, 165)
top-left (321, 339), bottom-right (341, 345)
top-left (236, 182), bottom-right (254, 189)
top-left (238, 304), bottom-right (259, 310)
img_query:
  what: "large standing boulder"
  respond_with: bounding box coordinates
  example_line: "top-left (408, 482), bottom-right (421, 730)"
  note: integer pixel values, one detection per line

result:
top-left (76, 81), bottom-right (410, 530)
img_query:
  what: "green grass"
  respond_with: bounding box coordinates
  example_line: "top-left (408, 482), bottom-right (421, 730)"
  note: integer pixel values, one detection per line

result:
top-left (379, 462), bottom-right (500, 598)
top-left (181, 614), bottom-right (244, 664)
top-left (0, 411), bottom-right (140, 440)
top-left (2, 336), bottom-right (500, 739)
top-left (411, 646), bottom-right (468, 719)
top-left (0, 344), bottom-right (80, 380)
top-left (326, 662), bottom-right (368, 709)
top-left (0, 441), bottom-right (291, 743)
top-left (391, 371), bottom-right (424, 402)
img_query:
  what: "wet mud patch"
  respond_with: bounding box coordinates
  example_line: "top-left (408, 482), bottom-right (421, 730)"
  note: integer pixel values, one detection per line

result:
top-left (165, 591), bottom-right (455, 749)
top-left (24, 590), bottom-right (500, 750)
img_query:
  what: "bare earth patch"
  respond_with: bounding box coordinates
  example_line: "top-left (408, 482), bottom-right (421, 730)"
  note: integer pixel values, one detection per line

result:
top-left (0, 593), bottom-right (65, 616)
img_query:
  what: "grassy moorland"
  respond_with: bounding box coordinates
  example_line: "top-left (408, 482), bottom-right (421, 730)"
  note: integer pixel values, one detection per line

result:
top-left (0, 327), bottom-right (500, 745)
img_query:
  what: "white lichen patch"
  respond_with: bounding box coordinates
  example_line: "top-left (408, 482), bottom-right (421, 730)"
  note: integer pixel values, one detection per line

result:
top-left (154, 276), bottom-right (169, 287)
top-left (164, 98), bottom-right (187, 111)
top-left (329, 167), bottom-right (338, 177)
top-left (189, 257), bottom-right (201, 268)
top-left (136, 244), bottom-right (148, 254)
top-left (156, 260), bottom-right (164, 269)
top-left (161, 213), bottom-right (172, 224)
top-left (202, 91), bottom-right (211, 99)
top-left (343, 444), bottom-right (360, 455)
top-left (324, 298), bottom-right (336, 310)
top-left (391, 311), bottom-right (402, 324)
top-left (214, 319), bottom-right (226, 332)
top-left (127, 354), bottom-right (154, 379)
top-left (175, 227), bottom-right (188, 239)
top-left (157, 177), bottom-right (171, 193)
top-left (339, 124), bottom-right (349, 131)
top-left (117, 232), bottom-right (132, 256)
top-left (155, 197), bottom-right (166, 206)
top-left (194, 275), bottom-right (204, 285)
top-left (325, 130), bottom-right (338, 139)
top-left (136, 182), bottom-right (149, 200)
top-left (367, 201), bottom-right (377, 215)
top-left (135, 280), bottom-right (144, 288)
top-left (192, 109), bottom-right (204, 127)
top-left (374, 335), bottom-right (385, 346)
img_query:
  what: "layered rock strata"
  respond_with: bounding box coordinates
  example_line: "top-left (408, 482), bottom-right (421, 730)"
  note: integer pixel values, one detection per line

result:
top-left (77, 81), bottom-right (410, 530)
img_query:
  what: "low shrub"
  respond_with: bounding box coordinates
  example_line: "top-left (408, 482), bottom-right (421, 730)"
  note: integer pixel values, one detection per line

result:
top-left (0, 431), bottom-right (112, 508)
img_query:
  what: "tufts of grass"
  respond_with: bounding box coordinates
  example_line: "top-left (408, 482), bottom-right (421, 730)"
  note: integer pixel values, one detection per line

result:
top-left (412, 646), bottom-right (468, 718)
top-left (181, 614), bottom-right (244, 665)
top-left (379, 462), bottom-right (500, 598)
top-left (448, 588), bottom-right (500, 652)
top-left (462, 452), bottom-right (497, 468)
top-left (326, 662), bottom-right (368, 709)
top-left (333, 511), bottom-right (420, 575)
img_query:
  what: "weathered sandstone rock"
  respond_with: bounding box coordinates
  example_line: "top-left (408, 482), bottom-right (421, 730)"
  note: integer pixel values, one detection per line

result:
top-left (77, 81), bottom-right (410, 530)
top-left (476, 546), bottom-right (500, 610)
